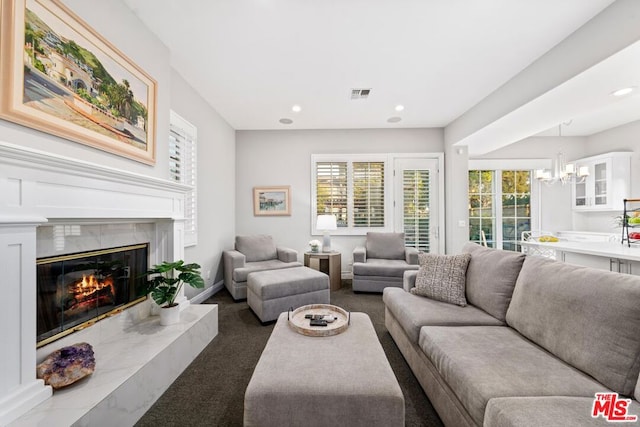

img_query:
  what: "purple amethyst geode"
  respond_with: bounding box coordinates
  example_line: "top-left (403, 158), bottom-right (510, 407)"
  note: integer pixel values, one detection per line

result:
top-left (36, 342), bottom-right (96, 389)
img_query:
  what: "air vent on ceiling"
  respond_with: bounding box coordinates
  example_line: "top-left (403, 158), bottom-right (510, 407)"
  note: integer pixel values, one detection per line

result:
top-left (351, 88), bottom-right (371, 100)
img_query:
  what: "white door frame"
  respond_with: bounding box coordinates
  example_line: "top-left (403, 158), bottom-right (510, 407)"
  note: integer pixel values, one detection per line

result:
top-left (393, 153), bottom-right (445, 254)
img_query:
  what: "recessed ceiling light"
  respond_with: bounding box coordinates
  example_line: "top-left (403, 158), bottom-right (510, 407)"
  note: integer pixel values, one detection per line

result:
top-left (387, 117), bottom-right (402, 123)
top-left (612, 87), bottom-right (635, 97)
top-left (395, 105), bottom-right (404, 112)
top-left (279, 118), bottom-right (293, 125)
top-left (292, 105), bottom-right (301, 113)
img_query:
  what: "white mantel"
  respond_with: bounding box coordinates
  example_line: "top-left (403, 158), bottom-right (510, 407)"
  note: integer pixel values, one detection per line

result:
top-left (0, 141), bottom-right (196, 425)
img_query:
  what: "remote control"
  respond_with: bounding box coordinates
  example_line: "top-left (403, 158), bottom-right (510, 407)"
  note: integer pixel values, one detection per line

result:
top-left (309, 319), bottom-right (328, 327)
top-left (305, 314), bottom-right (324, 320)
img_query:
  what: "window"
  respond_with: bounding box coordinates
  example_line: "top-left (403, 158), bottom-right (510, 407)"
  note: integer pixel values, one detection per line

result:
top-left (353, 162), bottom-right (385, 227)
top-left (312, 155), bottom-right (389, 233)
top-left (402, 169), bottom-right (431, 252)
top-left (469, 169), bottom-right (531, 251)
top-left (312, 153), bottom-right (444, 252)
top-left (169, 110), bottom-right (197, 247)
top-left (316, 161), bottom-right (348, 226)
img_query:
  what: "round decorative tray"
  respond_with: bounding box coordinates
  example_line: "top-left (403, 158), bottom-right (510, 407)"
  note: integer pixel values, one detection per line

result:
top-left (288, 304), bottom-right (350, 337)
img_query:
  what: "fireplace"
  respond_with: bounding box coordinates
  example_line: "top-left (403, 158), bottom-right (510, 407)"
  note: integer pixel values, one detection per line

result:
top-left (36, 244), bottom-right (149, 347)
top-left (0, 141), bottom-right (219, 426)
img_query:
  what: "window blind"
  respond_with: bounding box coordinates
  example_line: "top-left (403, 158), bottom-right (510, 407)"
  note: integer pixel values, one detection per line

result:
top-left (403, 169), bottom-right (430, 251)
top-left (353, 162), bottom-right (385, 227)
top-left (169, 111), bottom-right (197, 246)
top-left (316, 161), bottom-right (348, 227)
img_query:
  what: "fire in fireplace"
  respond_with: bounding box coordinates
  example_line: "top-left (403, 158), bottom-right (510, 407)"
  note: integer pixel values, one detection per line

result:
top-left (36, 244), bottom-right (149, 346)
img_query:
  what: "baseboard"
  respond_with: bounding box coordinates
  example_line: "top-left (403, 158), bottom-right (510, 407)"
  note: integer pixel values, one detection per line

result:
top-left (191, 280), bottom-right (224, 304)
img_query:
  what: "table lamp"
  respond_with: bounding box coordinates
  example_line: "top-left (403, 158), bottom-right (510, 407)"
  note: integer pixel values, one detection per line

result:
top-left (316, 214), bottom-right (337, 252)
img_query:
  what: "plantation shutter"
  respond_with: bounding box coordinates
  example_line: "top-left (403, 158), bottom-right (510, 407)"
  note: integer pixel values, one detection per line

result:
top-left (403, 169), bottom-right (430, 252)
top-left (353, 162), bottom-right (385, 227)
top-left (316, 162), bottom-right (348, 227)
top-left (169, 111), bottom-right (197, 246)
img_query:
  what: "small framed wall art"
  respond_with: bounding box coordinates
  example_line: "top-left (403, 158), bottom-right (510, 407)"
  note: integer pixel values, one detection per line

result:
top-left (253, 186), bottom-right (291, 216)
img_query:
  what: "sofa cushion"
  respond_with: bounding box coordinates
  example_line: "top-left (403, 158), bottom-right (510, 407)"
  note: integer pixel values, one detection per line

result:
top-left (236, 235), bottom-right (278, 262)
top-left (353, 259), bottom-right (418, 278)
top-left (485, 396), bottom-right (640, 427)
top-left (233, 260), bottom-right (302, 283)
top-left (365, 232), bottom-right (406, 260)
top-left (462, 242), bottom-right (524, 321)
top-left (410, 253), bottom-right (471, 306)
top-left (419, 326), bottom-right (607, 426)
top-left (506, 256), bottom-right (640, 397)
top-left (383, 287), bottom-right (503, 344)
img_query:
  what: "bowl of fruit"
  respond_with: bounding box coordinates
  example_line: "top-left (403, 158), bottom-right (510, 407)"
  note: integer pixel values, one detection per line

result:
top-left (628, 216), bottom-right (640, 225)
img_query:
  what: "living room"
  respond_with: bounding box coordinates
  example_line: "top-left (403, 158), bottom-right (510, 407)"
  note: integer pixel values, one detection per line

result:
top-left (1, 0), bottom-right (640, 425)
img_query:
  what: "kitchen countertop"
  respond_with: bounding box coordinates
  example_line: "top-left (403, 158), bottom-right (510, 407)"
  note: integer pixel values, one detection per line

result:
top-left (521, 240), bottom-right (640, 261)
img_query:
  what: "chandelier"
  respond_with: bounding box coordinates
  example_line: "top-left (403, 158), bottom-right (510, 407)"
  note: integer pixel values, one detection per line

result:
top-left (534, 152), bottom-right (589, 185)
top-left (534, 122), bottom-right (589, 185)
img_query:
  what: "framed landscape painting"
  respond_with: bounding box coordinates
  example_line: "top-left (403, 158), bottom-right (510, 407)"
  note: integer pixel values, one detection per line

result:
top-left (253, 186), bottom-right (291, 216)
top-left (0, 0), bottom-right (157, 164)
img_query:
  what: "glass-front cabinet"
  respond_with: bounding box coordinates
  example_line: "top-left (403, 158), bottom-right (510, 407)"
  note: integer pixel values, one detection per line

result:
top-left (571, 152), bottom-right (631, 211)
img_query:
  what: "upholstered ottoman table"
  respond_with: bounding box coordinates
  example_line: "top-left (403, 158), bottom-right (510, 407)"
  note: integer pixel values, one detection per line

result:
top-left (244, 312), bottom-right (405, 426)
top-left (247, 266), bottom-right (330, 323)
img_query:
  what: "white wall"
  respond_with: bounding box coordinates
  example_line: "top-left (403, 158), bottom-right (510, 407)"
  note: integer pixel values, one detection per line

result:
top-left (170, 70), bottom-right (236, 295)
top-left (235, 128), bottom-right (443, 273)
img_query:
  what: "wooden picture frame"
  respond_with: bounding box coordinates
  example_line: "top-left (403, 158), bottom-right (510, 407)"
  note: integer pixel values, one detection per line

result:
top-left (0, 0), bottom-right (157, 164)
top-left (253, 186), bottom-right (291, 216)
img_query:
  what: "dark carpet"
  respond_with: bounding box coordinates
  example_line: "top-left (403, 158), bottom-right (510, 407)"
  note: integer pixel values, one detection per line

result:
top-left (136, 282), bottom-right (444, 426)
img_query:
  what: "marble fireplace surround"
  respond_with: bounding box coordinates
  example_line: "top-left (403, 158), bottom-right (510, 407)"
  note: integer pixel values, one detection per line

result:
top-left (0, 141), bottom-right (218, 425)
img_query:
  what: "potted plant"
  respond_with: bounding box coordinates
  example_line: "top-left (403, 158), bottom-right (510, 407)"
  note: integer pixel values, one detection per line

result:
top-left (309, 239), bottom-right (321, 253)
top-left (145, 260), bottom-right (205, 325)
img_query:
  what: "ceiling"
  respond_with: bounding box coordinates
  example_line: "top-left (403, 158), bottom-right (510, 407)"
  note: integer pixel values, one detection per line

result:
top-left (122, 0), bottom-right (640, 149)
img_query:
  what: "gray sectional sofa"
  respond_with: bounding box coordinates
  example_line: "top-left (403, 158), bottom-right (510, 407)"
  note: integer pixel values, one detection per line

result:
top-left (383, 242), bottom-right (640, 426)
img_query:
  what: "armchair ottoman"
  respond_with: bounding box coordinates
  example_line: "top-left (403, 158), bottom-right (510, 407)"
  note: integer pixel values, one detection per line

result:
top-left (223, 235), bottom-right (302, 300)
top-left (247, 266), bottom-right (329, 323)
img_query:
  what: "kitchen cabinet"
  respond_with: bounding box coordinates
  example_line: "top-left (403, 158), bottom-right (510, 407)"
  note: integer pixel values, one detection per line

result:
top-left (561, 251), bottom-right (612, 271)
top-left (571, 152), bottom-right (631, 211)
top-left (521, 239), bottom-right (640, 276)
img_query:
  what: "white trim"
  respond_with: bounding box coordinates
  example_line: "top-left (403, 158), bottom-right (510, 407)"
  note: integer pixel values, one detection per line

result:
top-left (0, 142), bottom-right (188, 220)
top-left (189, 280), bottom-right (223, 304)
top-left (0, 141), bottom-right (191, 193)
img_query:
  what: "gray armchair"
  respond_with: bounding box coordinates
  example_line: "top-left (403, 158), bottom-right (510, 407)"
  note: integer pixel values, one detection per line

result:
top-left (223, 235), bottom-right (302, 300)
top-left (352, 232), bottom-right (419, 293)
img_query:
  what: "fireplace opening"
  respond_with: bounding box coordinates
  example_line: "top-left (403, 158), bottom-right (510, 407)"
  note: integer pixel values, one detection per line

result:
top-left (36, 243), bottom-right (149, 347)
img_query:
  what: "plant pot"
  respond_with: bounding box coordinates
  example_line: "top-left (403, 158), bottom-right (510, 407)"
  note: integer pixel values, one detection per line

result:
top-left (159, 304), bottom-right (180, 326)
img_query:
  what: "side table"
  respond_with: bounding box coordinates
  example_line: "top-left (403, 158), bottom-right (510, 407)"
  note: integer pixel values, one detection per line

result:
top-left (304, 251), bottom-right (341, 291)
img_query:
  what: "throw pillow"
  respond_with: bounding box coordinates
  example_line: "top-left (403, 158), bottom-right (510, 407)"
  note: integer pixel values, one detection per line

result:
top-left (410, 253), bottom-right (471, 306)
